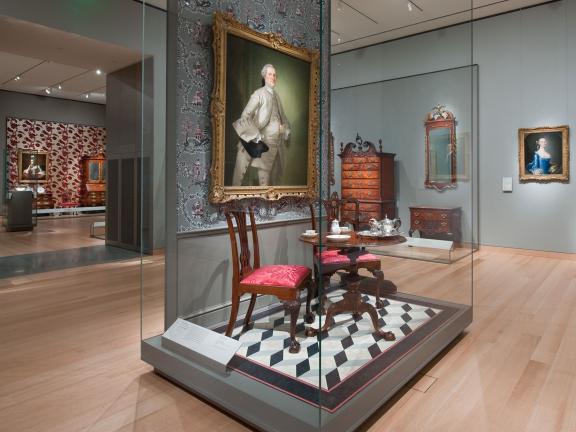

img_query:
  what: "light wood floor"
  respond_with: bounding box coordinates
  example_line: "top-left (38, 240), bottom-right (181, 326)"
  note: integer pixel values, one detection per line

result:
top-left (0, 215), bottom-right (106, 257)
top-left (1, 242), bottom-right (576, 431)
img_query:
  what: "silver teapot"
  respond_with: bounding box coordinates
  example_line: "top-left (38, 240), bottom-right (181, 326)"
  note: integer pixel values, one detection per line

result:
top-left (369, 215), bottom-right (401, 235)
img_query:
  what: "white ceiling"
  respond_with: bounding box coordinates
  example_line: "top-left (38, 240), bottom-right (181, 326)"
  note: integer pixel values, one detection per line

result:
top-left (0, 0), bottom-right (553, 104)
top-left (332, 0), bottom-right (553, 53)
top-left (0, 15), bottom-right (142, 105)
top-left (137, 1), bottom-right (557, 54)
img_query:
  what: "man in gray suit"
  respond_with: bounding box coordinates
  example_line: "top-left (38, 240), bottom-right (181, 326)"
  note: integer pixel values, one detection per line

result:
top-left (231, 64), bottom-right (291, 186)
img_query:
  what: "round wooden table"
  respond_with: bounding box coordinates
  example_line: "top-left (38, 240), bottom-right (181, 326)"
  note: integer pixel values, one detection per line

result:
top-left (299, 231), bottom-right (406, 249)
top-left (299, 232), bottom-right (406, 340)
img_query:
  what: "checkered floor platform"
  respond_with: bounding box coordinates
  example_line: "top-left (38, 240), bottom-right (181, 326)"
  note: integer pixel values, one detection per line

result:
top-left (224, 291), bottom-right (459, 412)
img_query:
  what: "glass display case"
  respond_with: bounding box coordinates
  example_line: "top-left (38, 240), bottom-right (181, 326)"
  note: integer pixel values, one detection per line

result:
top-left (140, 1), bottom-right (475, 431)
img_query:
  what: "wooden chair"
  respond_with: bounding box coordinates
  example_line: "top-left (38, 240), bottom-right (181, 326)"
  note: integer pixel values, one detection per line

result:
top-left (323, 191), bottom-right (360, 230)
top-left (309, 197), bottom-right (385, 312)
top-left (59, 190), bottom-right (79, 209)
top-left (225, 207), bottom-right (314, 354)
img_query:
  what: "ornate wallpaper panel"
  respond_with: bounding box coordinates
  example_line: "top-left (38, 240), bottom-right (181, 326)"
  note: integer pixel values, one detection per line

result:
top-left (6, 117), bottom-right (106, 207)
top-left (176, 0), bottom-right (329, 232)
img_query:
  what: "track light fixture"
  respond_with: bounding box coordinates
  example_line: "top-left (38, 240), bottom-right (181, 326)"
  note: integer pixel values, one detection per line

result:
top-left (44, 88), bottom-right (51, 95)
top-left (406, 1), bottom-right (423, 12)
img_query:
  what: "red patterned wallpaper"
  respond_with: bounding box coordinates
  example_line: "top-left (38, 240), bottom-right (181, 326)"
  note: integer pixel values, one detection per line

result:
top-left (6, 117), bottom-right (106, 207)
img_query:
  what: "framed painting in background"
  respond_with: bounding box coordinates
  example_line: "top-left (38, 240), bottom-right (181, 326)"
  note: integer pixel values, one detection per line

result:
top-left (18, 149), bottom-right (49, 183)
top-left (209, 12), bottom-right (320, 203)
top-left (519, 126), bottom-right (569, 182)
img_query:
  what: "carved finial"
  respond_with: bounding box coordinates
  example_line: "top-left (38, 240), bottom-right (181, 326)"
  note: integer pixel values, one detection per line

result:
top-left (340, 142), bottom-right (343, 153)
top-left (355, 133), bottom-right (362, 145)
top-left (379, 138), bottom-right (383, 152)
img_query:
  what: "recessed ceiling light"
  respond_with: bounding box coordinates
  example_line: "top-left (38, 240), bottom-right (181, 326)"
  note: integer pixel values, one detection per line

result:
top-left (96, 69), bottom-right (102, 75)
top-left (44, 88), bottom-right (51, 95)
top-left (337, 37), bottom-right (342, 43)
top-left (57, 84), bottom-right (62, 90)
top-left (407, 1), bottom-right (413, 12)
top-left (85, 94), bottom-right (90, 99)
top-left (14, 76), bottom-right (21, 81)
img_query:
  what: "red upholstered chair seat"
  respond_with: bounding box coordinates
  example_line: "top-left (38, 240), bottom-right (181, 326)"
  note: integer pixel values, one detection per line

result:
top-left (59, 192), bottom-right (79, 208)
top-left (317, 249), bottom-right (380, 265)
top-left (241, 265), bottom-right (311, 288)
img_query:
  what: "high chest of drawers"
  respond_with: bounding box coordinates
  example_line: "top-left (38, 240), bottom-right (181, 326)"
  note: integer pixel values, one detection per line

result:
top-left (408, 206), bottom-right (461, 243)
top-left (339, 137), bottom-right (396, 225)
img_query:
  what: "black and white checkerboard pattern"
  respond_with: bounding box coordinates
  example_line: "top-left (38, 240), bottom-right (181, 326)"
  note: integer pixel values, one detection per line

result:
top-left (232, 290), bottom-right (440, 390)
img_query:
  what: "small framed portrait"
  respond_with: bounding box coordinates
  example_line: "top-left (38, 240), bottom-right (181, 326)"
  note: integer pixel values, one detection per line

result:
top-left (519, 126), bottom-right (569, 182)
top-left (209, 12), bottom-right (320, 203)
top-left (18, 149), bottom-right (49, 183)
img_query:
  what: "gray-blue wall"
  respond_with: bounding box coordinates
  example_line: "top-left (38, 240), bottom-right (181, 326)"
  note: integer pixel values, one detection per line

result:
top-left (332, 1), bottom-right (576, 253)
top-left (332, 67), bottom-right (478, 246)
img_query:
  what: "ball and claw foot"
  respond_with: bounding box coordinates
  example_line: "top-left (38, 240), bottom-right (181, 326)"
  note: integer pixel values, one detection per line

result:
top-left (305, 326), bottom-right (317, 337)
top-left (289, 339), bottom-right (301, 354)
top-left (375, 299), bottom-right (385, 309)
top-left (352, 312), bottom-right (362, 321)
top-left (304, 312), bottom-right (315, 324)
top-left (378, 330), bottom-right (395, 341)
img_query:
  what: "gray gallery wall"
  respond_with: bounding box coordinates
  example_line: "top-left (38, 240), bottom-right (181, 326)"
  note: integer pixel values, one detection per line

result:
top-left (0, 90), bottom-right (106, 212)
top-left (0, 0), bottom-right (166, 248)
top-left (332, 67), bottom-right (477, 245)
top-left (331, 1), bottom-right (576, 253)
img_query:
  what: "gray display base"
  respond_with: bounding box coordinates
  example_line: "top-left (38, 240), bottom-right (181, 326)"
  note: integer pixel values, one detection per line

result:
top-left (142, 295), bottom-right (472, 432)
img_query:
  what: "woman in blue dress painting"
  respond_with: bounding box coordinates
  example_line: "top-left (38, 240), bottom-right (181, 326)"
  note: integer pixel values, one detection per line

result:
top-left (527, 137), bottom-right (551, 175)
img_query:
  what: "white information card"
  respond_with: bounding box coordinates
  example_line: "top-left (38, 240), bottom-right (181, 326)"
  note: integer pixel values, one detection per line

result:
top-left (161, 318), bottom-right (242, 374)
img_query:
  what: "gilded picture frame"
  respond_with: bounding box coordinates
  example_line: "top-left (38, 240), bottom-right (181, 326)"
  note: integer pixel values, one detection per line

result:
top-left (519, 126), bottom-right (569, 183)
top-left (18, 149), bottom-right (50, 184)
top-left (209, 12), bottom-right (320, 203)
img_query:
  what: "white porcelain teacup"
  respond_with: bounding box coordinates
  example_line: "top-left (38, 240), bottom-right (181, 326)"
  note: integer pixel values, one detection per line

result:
top-left (305, 229), bottom-right (316, 235)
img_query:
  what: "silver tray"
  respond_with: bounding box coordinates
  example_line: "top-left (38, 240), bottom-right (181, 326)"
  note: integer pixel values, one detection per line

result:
top-left (357, 230), bottom-right (404, 239)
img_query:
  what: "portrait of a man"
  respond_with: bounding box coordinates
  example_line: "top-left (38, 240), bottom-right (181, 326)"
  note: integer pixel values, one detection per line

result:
top-left (18, 150), bottom-right (49, 183)
top-left (519, 126), bottom-right (569, 182)
top-left (231, 64), bottom-right (291, 186)
top-left (209, 12), bottom-right (319, 203)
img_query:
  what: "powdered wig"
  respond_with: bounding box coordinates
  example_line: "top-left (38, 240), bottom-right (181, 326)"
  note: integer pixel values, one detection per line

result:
top-left (260, 64), bottom-right (275, 78)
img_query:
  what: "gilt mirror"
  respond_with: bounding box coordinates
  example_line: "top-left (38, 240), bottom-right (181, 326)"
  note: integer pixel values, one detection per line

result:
top-left (425, 105), bottom-right (457, 191)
